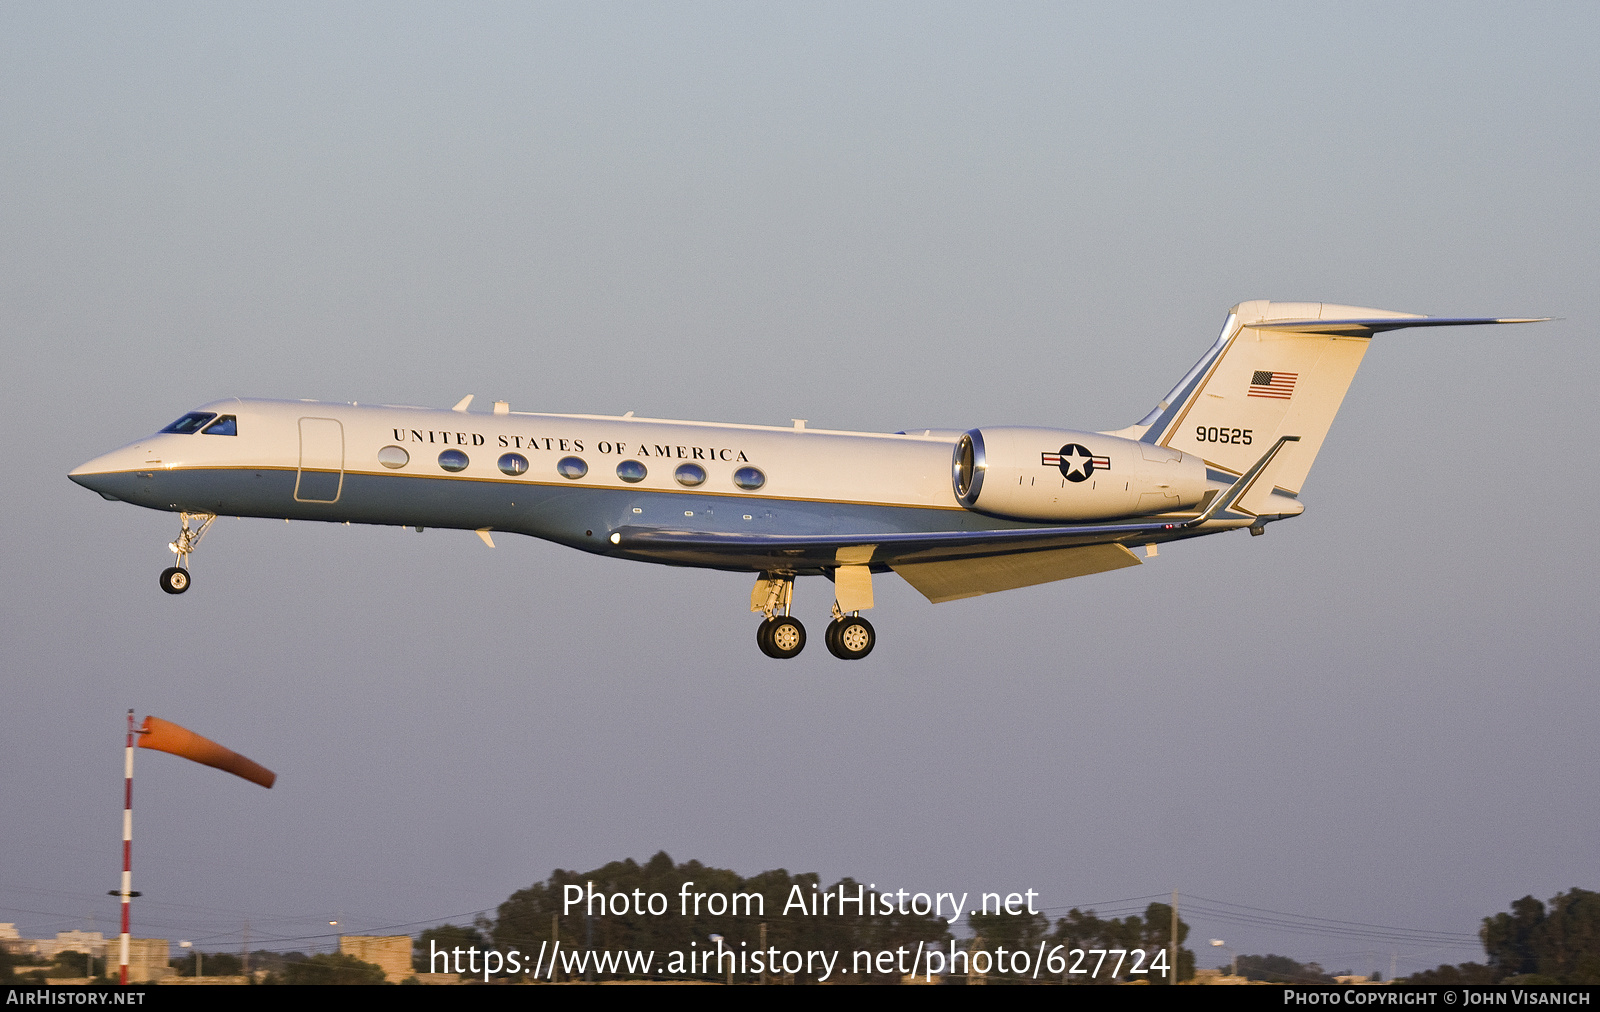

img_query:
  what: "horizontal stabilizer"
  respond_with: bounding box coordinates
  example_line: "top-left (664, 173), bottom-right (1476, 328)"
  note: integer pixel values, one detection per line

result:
top-left (1250, 316), bottom-right (1551, 337)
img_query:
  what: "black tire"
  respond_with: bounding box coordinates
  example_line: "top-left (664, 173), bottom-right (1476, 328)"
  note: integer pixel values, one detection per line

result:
top-left (827, 616), bottom-right (875, 660)
top-left (765, 617), bottom-right (806, 659)
top-left (756, 617), bottom-right (778, 658)
top-left (824, 618), bottom-right (841, 656)
top-left (159, 567), bottom-right (191, 595)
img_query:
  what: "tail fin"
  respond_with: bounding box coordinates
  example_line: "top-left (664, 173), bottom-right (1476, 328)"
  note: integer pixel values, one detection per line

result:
top-left (1122, 301), bottom-right (1546, 504)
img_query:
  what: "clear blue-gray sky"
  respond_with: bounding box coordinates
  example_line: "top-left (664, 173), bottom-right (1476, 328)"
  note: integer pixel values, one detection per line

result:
top-left (3, 2), bottom-right (1596, 977)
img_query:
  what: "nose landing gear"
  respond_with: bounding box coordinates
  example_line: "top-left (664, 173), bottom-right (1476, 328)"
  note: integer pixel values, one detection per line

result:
top-left (158, 512), bottom-right (216, 595)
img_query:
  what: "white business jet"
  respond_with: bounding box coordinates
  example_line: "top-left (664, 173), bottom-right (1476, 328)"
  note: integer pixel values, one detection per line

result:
top-left (70, 301), bottom-right (1544, 660)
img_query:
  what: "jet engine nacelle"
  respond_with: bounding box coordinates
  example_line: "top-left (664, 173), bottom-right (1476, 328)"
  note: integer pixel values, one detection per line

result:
top-left (953, 427), bottom-right (1209, 522)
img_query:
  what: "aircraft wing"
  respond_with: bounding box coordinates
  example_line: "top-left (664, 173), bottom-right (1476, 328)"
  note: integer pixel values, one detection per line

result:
top-left (613, 520), bottom-right (1203, 602)
top-left (613, 434), bottom-right (1301, 602)
top-left (612, 521), bottom-right (1183, 602)
top-left (611, 517), bottom-right (1181, 567)
top-left (614, 432), bottom-right (1294, 569)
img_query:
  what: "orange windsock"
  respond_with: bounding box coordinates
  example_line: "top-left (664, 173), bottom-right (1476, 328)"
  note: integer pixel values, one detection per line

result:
top-left (137, 716), bottom-right (276, 788)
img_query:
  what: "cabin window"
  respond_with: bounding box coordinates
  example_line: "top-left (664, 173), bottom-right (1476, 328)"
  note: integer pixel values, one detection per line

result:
top-left (616, 460), bottom-right (647, 483)
top-left (557, 456), bottom-right (588, 479)
top-left (498, 452), bottom-right (529, 476)
top-left (378, 446), bottom-right (409, 469)
top-left (674, 463), bottom-right (706, 487)
top-left (438, 449), bottom-right (470, 472)
top-left (160, 412), bottom-right (216, 434)
top-left (732, 466), bottom-right (765, 491)
top-left (200, 415), bottom-right (237, 436)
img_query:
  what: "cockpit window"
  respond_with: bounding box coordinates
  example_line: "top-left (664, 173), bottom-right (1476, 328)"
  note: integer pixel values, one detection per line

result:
top-left (201, 415), bottom-right (237, 436)
top-left (160, 412), bottom-right (217, 434)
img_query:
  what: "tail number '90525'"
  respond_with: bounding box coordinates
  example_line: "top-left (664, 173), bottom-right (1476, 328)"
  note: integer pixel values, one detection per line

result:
top-left (1196, 426), bottom-right (1252, 445)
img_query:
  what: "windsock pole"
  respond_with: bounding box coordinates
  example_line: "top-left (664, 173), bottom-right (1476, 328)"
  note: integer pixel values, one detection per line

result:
top-left (109, 712), bottom-right (273, 984)
top-left (119, 709), bottom-right (134, 985)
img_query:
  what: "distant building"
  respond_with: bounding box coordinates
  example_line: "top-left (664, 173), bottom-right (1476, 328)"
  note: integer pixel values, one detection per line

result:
top-left (5, 929), bottom-right (168, 983)
top-left (0, 927), bottom-right (112, 961)
top-left (339, 935), bottom-right (413, 982)
top-left (124, 939), bottom-right (173, 983)
top-left (42, 931), bottom-right (108, 961)
top-left (0, 924), bottom-right (38, 958)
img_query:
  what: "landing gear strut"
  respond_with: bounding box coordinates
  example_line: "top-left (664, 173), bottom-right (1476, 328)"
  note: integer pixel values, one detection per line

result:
top-left (752, 573), bottom-right (806, 659)
top-left (159, 512), bottom-right (215, 596)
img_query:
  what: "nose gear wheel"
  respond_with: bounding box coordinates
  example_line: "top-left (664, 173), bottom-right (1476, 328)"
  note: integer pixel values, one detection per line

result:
top-left (159, 512), bottom-right (215, 596)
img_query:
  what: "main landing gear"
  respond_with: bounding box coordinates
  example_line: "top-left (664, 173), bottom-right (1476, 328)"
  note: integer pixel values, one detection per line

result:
top-left (751, 573), bottom-right (877, 660)
top-left (825, 609), bottom-right (876, 661)
top-left (158, 512), bottom-right (215, 595)
top-left (757, 615), bottom-right (807, 659)
top-left (752, 573), bottom-right (805, 658)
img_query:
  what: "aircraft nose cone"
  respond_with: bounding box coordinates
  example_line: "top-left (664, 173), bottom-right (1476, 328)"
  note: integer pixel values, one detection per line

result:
top-left (70, 447), bottom-right (144, 500)
top-left (69, 460), bottom-right (119, 499)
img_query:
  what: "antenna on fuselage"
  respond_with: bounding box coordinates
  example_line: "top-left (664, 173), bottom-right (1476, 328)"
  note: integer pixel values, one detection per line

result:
top-left (451, 394), bottom-right (474, 412)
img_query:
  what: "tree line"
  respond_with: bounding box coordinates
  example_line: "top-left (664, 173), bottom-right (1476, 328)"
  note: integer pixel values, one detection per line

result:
top-left (1408, 888), bottom-right (1600, 985)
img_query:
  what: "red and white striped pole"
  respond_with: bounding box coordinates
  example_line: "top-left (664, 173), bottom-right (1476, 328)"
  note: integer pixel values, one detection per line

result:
top-left (119, 709), bottom-right (135, 985)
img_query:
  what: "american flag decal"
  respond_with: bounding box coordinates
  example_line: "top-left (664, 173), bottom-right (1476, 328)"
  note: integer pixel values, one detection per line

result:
top-left (1248, 370), bottom-right (1297, 399)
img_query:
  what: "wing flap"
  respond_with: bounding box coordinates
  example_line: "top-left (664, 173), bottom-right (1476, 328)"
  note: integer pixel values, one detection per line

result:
top-left (891, 543), bottom-right (1142, 603)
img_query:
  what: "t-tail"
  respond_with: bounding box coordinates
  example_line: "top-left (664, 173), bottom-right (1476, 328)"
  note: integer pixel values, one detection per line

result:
top-left (1113, 300), bottom-right (1548, 514)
